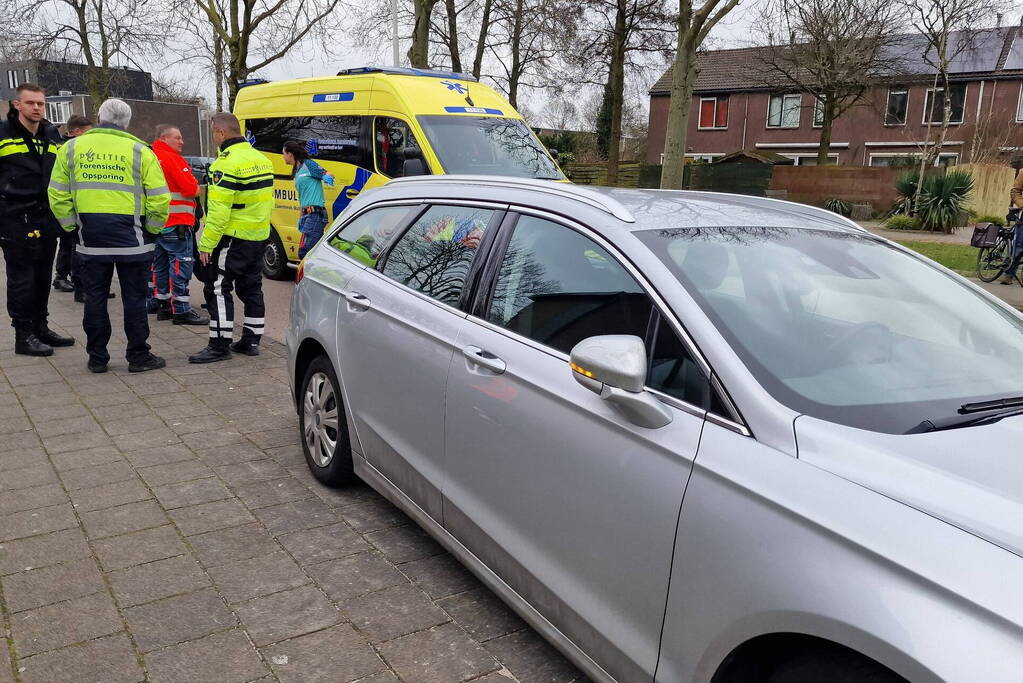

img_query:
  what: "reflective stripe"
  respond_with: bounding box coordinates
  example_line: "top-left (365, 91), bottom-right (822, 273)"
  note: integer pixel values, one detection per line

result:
top-left (72, 181), bottom-right (136, 193)
top-left (243, 317), bottom-right (265, 325)
top-left (66, 139), bottom-right (83, 234)
top-left (56, 215), bottom-right (76, 227)
top-left (50, 181), bottom-right (70, 192)
top-left (169, 206), bottom-right (196, 216)
top-left (145, 185), bottom-right (169, 197)
top-left (77, 244), bottom-right (155, 256)
top-left (154, 293), bottom-right (171, 300)
top-left (212, 321), bottom-right (234, 329)
top-left (176, 295), bottom-right (191, 303)
top-left (132, 144), bottom-right (144, 246)
top-left (213, 247), bottom-right (229, 337)
top-left (170, 192), bottom-right (195, 202)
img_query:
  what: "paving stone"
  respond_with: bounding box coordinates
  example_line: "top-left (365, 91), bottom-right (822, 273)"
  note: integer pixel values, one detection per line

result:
top-left (93, 525), bottom-right (188, 571)
top-left (49, 446), bottom-right (124, 472)
top-left (0, 464), bottom-right (57, 492)
top-left (10, 592), bottom-right (122, 657)
top-left (0, 416), bottom-right (33, 435)
top-left (0, 503), bottom-right (78, 541)
top-left (91, 402), bottom-right (154, 422)
top-left (379, 622), bottom-right (501, 683)
top-left (0, 447), bottom-right (46, 471)
top-left (262, 444), bottom-right (305, 466)
top-left (81, 391), bottom-right (137, 409)
top-left (3, 557), bottom-right (107, 612)
top-left (42, 429), bottom-right (114, 454)
top-left (188, 523), bottom-right (280, 568)
top-left (471, 670), bottom-right (525, 683)
top-left (308, 552), bottom-right (408, 603)
top-left (168, 498), bottom-right (255, 536)
top-left (18, 633), bottom-right (143, 683)
top-left (214, 459), bottom-right (289, 487)
top-left (122, 444), bottom-right (195, 468)
top-left (209, 551), bottom-right (308, 604)
top-left (253, 498), bottom-right (338, 536)
top-left (0, 632), bottom-right (11, 683)
top-left (60, 460), bottom-right (137, 490)
top-left (108, 554), bottom-right (210, 607)
top-left (344, 583), bottom-right (450, 643)
top-left (261, 623), bottom-right (384, 683)
top-left (235, 584), bottom-right (340, 646)
top-left (181, 429), bottom-right (247, 451)
top-left (102, 415), bottom-right (169, 437)
top-left (69, 477), bottom-right (151, 513)
top-left (152, 401), bottom-right (211, 421)
top-left (340, 497), bottom-right (412, 533)
top-left (277, 522), bottom-right (369, 566)
top-left (0, 484), bottom-right (66, 515)
top-left (138, 460), bottom-right (214, 487)
top-left (0, 431), bottom-right (42, 453)
top-left (439, 588), bottom-right (527, 643)
top-left (366, 524), bottom-right (444, 565)
top-left (246, 428), bottom-right (299, 449)
top-left (145, 628), bottom-right (269, 683)
top-left (484, 629), bottom-right (582, 683)
top-left (348, 672), bottom-right (400, 683)
top-left (153, 478), bottom-right (231, 510)
top-left (80, 500), bottom-right (169, 539)
top-left (233, 476), bottom-right (314, 509)
top-left (125, 588), bottom-right (237, 652)
top-left (165, 415), bottom-right (231, 435)
top-left (0, 528), bottom-right (91, 575)
top-left (34, 414), bottom-right (102, 439)
top-left (112, 428), bottom-right (181, 452)
top-left (194, 443), bottom-right (266, 466)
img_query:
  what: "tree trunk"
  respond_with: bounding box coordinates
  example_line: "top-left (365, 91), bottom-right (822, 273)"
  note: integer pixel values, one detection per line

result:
top-left (507, 0), bottom-right (523, 108)
top-left (606, 2), bottom-right (627, 186)
top-left (817, 96), bottom-right (836, 165)
top-left (408, 0), bottom-right (439, 68)
top-left (445, 0), bottom-right (462, 71)
top-left (912, 69), bottom-right (942, 219)
top-left (471, 0), bottom-right (494, 80)
top-left (214, 33), bottom-right (225, 111)
top-left (660, 25), bottom-right (699, 189)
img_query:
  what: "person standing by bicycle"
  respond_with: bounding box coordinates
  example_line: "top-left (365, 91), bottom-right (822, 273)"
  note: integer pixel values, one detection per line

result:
top-left (1000, 157), bottom-right (1023, 284)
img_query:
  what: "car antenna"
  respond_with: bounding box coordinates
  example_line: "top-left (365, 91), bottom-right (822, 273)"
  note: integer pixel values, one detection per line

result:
top-left (463, 74), bottom-right (475, 107)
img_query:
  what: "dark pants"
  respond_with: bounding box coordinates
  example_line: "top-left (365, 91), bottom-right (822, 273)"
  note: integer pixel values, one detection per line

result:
top-left (1, 233), bottom-right (57, 334)
top-left (1005, 222), bottom-right (1023, 279)
top-left (78, 258), bottom-right (152, 365)
top-left (153, 233), bottom-right (195, 313)
top-left (204, 237), bottom-right (265, 349)
top-left (55, 229), bottom-right (80, 287)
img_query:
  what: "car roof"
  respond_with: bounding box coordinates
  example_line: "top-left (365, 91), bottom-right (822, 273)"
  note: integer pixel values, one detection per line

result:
top-left (381, 175), bottom-right (866, 235)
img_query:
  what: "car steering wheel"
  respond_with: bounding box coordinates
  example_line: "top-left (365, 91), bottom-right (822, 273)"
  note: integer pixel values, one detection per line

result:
top-left (824, 322), bottom-right (893, 366)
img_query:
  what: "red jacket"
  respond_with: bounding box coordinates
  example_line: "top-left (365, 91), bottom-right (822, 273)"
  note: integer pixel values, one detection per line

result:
top-left (151, 139), bottom-right (199, 229)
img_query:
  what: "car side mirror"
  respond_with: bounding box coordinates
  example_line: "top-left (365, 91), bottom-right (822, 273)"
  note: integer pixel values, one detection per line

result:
top-left (570, 335), bottom-right (673, 429)
top-left (549, 148), bottom-right (559, 161)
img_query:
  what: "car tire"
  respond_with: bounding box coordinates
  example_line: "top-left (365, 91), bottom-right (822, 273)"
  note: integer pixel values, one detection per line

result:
top-left (299, 355), bottom-right (357, 487)
top-left (767, 649), bottom-right (905, 683)
top-left (263, 229), bottom-right (293, 280)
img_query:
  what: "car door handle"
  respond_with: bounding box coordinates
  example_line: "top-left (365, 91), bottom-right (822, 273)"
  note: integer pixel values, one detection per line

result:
top-left (341, 290), bottom-right (371, 311)
top-left (462, 345), bottom-right (506, 374)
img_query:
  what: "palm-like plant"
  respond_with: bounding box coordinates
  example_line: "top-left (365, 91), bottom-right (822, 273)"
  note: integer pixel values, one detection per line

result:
top-left (917, 170), bottom-right (973, 233)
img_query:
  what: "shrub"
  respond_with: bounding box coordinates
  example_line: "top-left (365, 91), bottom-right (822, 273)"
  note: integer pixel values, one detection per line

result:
top-left (823, 197), bottom-right (852, 217)
top-left (885, 215), bottom-right (922, 230)
top-left (975, 214), bottom-right (1006, 226)
top-left (917, 170), bottom-right (974, 232)
top-left (891, 171), bottom-right (920, 216)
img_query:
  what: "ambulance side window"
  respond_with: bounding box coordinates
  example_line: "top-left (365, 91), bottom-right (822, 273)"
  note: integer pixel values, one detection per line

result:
top-left (374, 117), bottom-right (424, 179)
top-left (244, 115), bottom-right (373, 171)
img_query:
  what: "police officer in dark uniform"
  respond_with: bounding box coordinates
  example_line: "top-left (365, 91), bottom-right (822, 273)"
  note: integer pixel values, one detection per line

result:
top-left (0, 83), bottom-right (74, 355)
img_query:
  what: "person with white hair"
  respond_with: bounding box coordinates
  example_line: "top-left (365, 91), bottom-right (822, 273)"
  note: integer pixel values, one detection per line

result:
top-left (48, 98), bottom-right (170, 373)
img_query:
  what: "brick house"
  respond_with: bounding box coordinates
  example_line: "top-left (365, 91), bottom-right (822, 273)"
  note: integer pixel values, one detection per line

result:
top-left (647, 26), bottom-right (1023, 167)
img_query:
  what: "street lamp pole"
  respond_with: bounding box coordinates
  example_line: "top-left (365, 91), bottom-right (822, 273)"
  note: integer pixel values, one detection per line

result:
top-left (392, 0), bottom-right (400, 67)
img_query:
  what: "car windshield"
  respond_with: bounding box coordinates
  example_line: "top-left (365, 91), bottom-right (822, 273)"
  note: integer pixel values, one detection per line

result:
top-left (417, 116), bottom-right (563, 180)
top-left (637, 226), bottom-right (1023, 433)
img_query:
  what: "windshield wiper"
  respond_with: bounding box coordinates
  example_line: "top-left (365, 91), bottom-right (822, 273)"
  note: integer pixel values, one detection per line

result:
top-left (958, 396), bottom-right (1023, 414)
top-left (907, 406), bottom-right (1023, 434)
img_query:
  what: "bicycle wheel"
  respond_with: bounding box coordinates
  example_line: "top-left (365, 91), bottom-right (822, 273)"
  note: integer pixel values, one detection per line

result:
top-left (978, 237), bottom-right (1012, 282)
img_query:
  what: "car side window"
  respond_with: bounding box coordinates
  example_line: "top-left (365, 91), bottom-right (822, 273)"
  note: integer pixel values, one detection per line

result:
top-left (380, 205), bottom-right (494, 306)
top-left (648, 313), bottom-right (719, 410)
top-left (374, 117), bottom-right (424, 178)
top-left (328, 205), bottom-right (417, 267)
top-left (487, 215), bottom-right (653, 355)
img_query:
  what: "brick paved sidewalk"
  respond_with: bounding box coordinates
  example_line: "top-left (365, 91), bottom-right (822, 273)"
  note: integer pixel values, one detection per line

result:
top-left (0, 283), bottom-right (586, 682)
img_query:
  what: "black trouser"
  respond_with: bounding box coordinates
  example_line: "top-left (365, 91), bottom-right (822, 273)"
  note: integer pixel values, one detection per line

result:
top-left (55, 229), bottom-right (80, 287)
top-left (204, 237), bottom-right (265, 349)
top-left (1, 233), bottom-right (58, 334)
top-left (78, 257), bottom-right (152, 365)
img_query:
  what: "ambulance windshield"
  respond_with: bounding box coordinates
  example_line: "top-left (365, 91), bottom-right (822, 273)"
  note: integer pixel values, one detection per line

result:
top-left (417, 116), bottom-right (564, 180)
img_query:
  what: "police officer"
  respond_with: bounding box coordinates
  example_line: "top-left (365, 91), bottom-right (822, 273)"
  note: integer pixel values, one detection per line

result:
top-left (48, 98), bottom-right (169, 373)
top-left (0, 83), bottom-right (75, 356)
top-left (189, 112), bottom-right (273, 364)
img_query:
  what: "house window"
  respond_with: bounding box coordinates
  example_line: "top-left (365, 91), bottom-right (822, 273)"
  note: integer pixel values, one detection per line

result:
top-left (813, 99), bottom-right (825, 128)
top-left (923, 85), bottom-right (966, 125)
top-left (1017, 85), bottom-right (1023, 123)
top-left (886, 88), bottom-right (909, 125)
top-left (768, 94), bottom-right (801, 128)
top-left (6, 70), bottom-right (19, 89)
top-left (23, 69), bottom-right (29, 84)
top-left (783, 153), bottom-right (839, 166)
top-left (698, 96), bottom-right (728, 129)
top-left (46, 101), bottom-right (71, 125)
top-left (869, 152), bottom-right (959, 167)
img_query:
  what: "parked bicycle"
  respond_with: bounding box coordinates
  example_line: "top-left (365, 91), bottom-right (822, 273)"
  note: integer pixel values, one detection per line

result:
top-left (975, 208), bottom-right (1022, 283)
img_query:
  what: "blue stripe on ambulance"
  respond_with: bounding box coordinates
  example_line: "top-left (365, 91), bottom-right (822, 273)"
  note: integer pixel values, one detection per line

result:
top-left (331, 167), bottom-right (374, 219)
top-left (444, 106), bottom-right (504, 115)
top-left (312, 93), bottom-right (355, 103)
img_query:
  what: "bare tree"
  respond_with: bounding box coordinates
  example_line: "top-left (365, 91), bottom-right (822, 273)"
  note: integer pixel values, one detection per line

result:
top-left (754, 0), bottom-right (904, 165)
top-left (410, 0), bottom-right (442, 66)
top-left (965, 108), bottom-right (1023, 165)
top-left (488, 0), bottom-right (574, 108)
top-left (184, 0), bottom-right (352, 107)
top-left (575, 0), bottom-right (674, 184)
top-left (429, 0), bottom-right (496, 77)
top-left (659, 0), bottom-right (742, 189)
top-left (9, 0), bottom-right (163, 109)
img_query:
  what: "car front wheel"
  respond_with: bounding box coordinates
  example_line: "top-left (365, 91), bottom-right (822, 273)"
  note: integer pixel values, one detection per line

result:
top-left (300, 355), bottom-right (356, 487)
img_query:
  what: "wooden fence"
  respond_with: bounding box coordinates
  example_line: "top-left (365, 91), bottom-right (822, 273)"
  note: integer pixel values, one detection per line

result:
top-left (958, 164), bottom-right (1015, 219)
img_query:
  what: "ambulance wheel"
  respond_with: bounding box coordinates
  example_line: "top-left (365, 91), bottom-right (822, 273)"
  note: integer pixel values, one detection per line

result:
top-left (300, 355), bottom-right (356, 487)
top-left (263, 231), bottom-right (292, 280)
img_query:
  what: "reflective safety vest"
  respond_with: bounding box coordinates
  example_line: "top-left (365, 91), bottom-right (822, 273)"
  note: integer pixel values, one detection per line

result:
top-left (151, 139), bottom-right (199, 229)
top-left (199, 137), bottom-right (273, 252)
top-left (48, 126), bottom-right (170, 261)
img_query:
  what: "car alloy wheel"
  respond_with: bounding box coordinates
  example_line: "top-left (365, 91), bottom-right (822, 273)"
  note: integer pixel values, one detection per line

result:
top-left (303, 370), bottom-right (339, 467)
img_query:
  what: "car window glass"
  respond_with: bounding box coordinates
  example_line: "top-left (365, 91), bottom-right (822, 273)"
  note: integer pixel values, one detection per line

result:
top-left (648, 314), bottom-right (716, 410)
top-left (245, 116), bottom-right (371, 170)
top-left (328, 205), bottom-right (417, 267)
top-left (375, 117), bottom-right (424, 178)
top-left (488, 215), bottom-right (653, 355)
top-left (381, 205), bottom-right (494, 306)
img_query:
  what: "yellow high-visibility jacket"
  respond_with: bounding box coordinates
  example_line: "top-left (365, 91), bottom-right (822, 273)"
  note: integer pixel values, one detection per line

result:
top-left (200, 137), bottom-right (273, 252)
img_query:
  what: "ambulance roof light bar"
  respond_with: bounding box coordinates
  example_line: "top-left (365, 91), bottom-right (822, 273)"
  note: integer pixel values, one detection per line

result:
top-left (336, 66), bottom-right (478, 82)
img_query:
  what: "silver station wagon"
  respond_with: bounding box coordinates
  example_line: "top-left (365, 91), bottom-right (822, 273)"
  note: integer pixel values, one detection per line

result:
top-left (286, 176), bottom-right (1023, 683)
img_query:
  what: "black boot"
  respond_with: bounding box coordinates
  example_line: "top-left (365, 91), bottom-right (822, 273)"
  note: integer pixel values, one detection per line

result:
top-left (128, 353), bottom-right (167, 373)
top-left (188, 344), bottom-right (232, 364)
top-left (230, 340), bottom-right (260, 356)
top-left (73, 290), bottom-right (85, 303)
top-left (15, 331), bottom-right (53, 357)
top-left (156, 301), bottom-right (173, 321)
top-left (52, 276), bottom-right (74, 292)
top-left (35, 326), bottom-right (75, 348)
top-left (173, 309), bottom-right (209, 326)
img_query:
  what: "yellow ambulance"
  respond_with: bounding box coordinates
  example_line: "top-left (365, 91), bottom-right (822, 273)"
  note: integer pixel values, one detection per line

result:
top-left (232, 67), bottom-right (564, 278)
